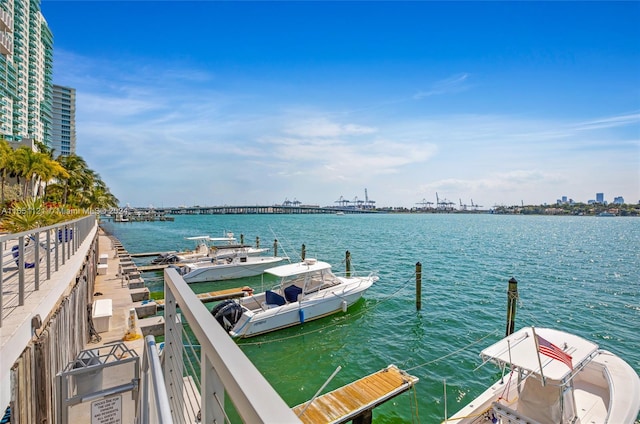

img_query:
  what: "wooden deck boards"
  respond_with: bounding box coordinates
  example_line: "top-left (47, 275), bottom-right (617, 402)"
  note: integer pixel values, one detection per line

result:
top-left (155, 286), bottom-right (251, 308)
top-left (292, 365), bottom-right (419, 424)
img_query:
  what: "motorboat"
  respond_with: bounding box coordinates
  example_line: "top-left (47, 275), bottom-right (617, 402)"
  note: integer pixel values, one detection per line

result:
top-left (444, 326), bottom-right (640, 423)
top-left (150, 233), bottom-right (269, 265)
top-left (210, 258), bottom-right (378, 338)
top-left (173, 251), bottom-right (288, 284)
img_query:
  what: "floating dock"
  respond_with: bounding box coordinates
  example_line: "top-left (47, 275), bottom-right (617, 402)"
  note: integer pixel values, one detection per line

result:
top-left (155, 286), bottom-right (253, 309)
top-left (292, 364), bottom-right (419, 424)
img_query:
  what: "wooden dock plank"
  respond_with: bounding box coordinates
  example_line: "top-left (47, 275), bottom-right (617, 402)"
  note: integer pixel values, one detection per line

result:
top-left (155, 286), bottom-right (252, 308)
top-left (292, 365), bottom-right (419, 424)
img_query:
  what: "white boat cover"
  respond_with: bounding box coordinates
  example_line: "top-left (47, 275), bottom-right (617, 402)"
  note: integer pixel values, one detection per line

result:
top-left (480, 327), bottom-right (599, 382)
top-left (265, 259), bottom-right (332, 278)
top-left (185, 236), bottom-right (211, 240)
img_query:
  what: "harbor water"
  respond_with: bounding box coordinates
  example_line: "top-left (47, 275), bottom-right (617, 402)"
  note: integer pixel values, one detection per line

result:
top-left (100, 213), bottom-right (640, 423)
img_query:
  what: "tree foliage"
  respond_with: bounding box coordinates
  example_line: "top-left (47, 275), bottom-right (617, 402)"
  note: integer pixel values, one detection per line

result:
top-left (0, 140), bottom-right (119, 232)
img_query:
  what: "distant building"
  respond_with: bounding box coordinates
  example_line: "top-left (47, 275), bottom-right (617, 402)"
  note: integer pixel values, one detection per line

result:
top-left (612, 196), bottom-right (624, 204)
top-left (0, 0), bottom-right (53, 145)
top-left (51, 84), bottom-right (76, 157)
top-left (596, 193), bottom-right (604, 203)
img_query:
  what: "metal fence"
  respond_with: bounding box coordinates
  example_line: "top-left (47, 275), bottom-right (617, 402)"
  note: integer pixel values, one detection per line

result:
top-left (0, 215), bottom-right (97, 327)
top-left (163, 267), bottom-right (301, 423)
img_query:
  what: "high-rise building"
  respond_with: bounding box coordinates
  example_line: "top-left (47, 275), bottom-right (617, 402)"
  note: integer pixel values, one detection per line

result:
top-left (51, 84), bottom-right (75, 156)
top-left (596, 193), bottom-right (604, 203)
top-left (0, 0), bottom-right (53, 145)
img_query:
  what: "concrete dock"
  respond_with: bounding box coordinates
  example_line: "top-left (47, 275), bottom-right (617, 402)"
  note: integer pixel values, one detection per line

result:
top-left (85, 230), bottom-right (150, 353)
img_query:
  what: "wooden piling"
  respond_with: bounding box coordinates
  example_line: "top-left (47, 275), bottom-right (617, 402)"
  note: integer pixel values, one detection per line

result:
top-left (416, 262), bottom-right (422, 311)
top-left (345, 251), bottom-right (351, 278)
top-left (240, 234), bottom-right (244, 245)
top-left (506, 277), bottom-right (518, 336)
top-left (274, 239), bottom-right (278, 257)
top-left (256, 236), bottom-right (260, 248)
top-left (301, 244), bottom-right (306, 260)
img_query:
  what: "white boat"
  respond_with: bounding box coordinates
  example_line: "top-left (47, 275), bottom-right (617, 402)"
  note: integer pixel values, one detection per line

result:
top-left (151, 234), bottom-right (269, 265)
top-left (211, 258), bottom-right (378, 338)
top-left (445, 326), bottom-right (640, 424)
top-left (174, 252), bottom-right (288, 283)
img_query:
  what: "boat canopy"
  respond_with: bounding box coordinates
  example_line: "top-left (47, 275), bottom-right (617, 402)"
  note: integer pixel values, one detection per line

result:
top-left (480, 327), bottom-right (599, 381)
top-left (265, 259), bottom-right (332, 278)
top-left (207, 237), bottom-right (237, 242)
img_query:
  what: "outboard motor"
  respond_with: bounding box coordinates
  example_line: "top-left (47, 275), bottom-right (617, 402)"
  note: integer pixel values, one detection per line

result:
top-left (167, 264), bottom-right (187, 275)
top-left (210, 300), bottom-right (243, 331)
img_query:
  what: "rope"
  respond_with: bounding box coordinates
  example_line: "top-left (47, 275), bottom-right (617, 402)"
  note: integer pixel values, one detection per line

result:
top-left (237, 272), bottom-right (417, 346)
top-left (87, 304), bottom-right (102, 343)
top-left (403, 329), bottom-right (498, 372)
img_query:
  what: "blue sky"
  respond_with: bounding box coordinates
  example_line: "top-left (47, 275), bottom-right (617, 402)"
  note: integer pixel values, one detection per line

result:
top-left (42, 1), bottom-right (640, 208)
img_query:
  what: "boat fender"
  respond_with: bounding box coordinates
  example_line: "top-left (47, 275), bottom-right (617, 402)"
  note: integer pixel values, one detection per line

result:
top-left (299, 309), bottom-right (305, 323)
top-left (341, 300), bottom-right (347, 313)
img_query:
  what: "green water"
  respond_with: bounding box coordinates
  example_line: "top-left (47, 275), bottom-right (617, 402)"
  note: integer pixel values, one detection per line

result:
top-left (100, 213), bottom-right (640, 423)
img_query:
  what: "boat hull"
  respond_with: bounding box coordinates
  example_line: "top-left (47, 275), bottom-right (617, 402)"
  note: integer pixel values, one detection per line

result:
top-left (182, 257), bottom-right (287, 283)
top-left (229, 277), bottom-right (373, 338)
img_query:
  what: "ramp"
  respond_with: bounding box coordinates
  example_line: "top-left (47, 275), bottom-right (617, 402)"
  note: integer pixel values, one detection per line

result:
top-left (292, 364), bottom-right (419, 424)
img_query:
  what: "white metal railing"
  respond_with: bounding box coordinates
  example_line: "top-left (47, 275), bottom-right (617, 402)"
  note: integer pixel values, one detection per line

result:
top-left (163, 267), bottom-right (301, 423)
top-left (0, 215), bottom-right (97, 327)
top-left (139, 335), bottom-right (173, 424)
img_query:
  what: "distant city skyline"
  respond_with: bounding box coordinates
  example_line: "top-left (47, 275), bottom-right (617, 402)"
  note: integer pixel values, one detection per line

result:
top-left (42, 2), bottom-right (640, 208)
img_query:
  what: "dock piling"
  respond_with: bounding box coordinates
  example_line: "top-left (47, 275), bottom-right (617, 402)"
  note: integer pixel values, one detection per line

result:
top-left (416, 262), bottom-right (422, 311)
top-left (273, 239), bottom-right (278, 257)
top-left (346, 251), bottom-right (351, 278)
top-left (506, 277), bottom-right (518, 336)
top-left (301, 244), bottom-right (306, 261)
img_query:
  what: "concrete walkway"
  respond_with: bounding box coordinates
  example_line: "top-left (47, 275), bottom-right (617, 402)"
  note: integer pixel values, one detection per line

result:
top-left (85, 229), bottom-right (146, 354)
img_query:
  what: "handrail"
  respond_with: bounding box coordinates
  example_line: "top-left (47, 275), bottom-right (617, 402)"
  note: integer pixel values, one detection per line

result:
top-left (139, 335), bottom-right (173, 424)
top-left (164, 267), bottom-right (301, 423)
top-left (0, 214), bottom-right (97, 327)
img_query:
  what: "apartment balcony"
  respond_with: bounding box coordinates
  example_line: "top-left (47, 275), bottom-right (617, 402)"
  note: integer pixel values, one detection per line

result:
top-left (0, 9), bottom-right (12, 33)
top-left (0, 32), bottom-right (12, 56)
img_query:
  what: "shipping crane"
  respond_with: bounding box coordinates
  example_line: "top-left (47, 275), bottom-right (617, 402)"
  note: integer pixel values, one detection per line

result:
top-left (416, 199), bottom-right (434, 210)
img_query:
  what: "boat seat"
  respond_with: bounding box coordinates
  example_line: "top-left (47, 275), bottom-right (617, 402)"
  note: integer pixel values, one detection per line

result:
top-left (265, 290), bottom-right (286, 306)
top-left (284, 285), bottom-right (303, 303)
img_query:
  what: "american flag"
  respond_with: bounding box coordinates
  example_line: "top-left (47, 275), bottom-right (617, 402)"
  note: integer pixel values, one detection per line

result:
top-left (537, 335), bottom-right (573, 370)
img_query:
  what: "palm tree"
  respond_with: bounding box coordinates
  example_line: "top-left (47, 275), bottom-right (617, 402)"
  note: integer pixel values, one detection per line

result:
top-left (35, 157), bottom-right (69, 198)
top-left (58, 154), bottom-right (91, 205)
top-left (10, 146), bottom-right (52, 199)
top-left (82, 177), bottom-right (119, 210)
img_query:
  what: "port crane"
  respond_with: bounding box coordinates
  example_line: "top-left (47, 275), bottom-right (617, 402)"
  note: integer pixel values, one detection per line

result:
top-left (334, 196), bottom-right (350, 208)
top-left (470, 199), bottom-right (483, 210)
top-left (416, 198), bottom-right (434, 210)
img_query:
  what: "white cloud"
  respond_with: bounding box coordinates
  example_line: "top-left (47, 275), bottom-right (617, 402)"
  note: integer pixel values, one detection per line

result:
top-left (414, 73), bottom-right (471, 99)
top-left (55, 50), bottom-right (638, 208)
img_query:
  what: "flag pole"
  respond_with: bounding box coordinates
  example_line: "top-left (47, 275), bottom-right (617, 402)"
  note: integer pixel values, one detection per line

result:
top-left (531, 327), bottom-right (546, 386)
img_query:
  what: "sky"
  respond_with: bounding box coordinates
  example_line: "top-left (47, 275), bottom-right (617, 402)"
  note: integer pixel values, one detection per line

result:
top-left (41, 1), bottom-right (640, 209)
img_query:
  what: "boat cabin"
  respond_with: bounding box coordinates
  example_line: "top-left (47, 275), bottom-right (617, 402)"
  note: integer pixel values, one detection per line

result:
top-left (262, 259), bottom-right (342, 306)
